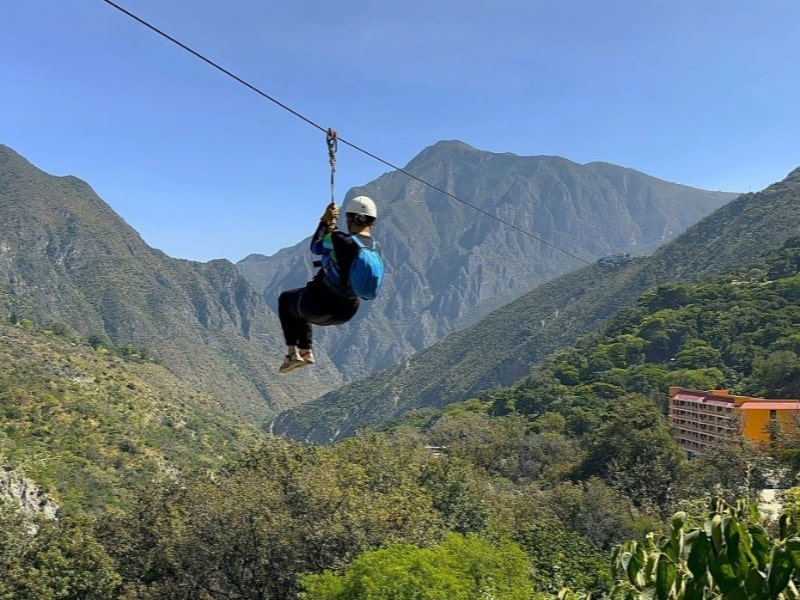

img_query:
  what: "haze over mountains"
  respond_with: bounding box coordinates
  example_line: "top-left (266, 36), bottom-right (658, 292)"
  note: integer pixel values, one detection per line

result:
top-left (1, 140), bottom-right (735, 423)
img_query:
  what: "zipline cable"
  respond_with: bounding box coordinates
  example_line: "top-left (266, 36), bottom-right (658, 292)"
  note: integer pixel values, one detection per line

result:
top-left (101, 0), bottom-right (593, 267)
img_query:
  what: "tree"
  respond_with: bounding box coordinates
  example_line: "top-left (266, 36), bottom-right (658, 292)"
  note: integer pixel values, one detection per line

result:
top-left (426, 412), bottom-right (528, 478)
top-left (673, 342), bottom-right (722, 370)
top-left (301, 533), bottom-right (534, 600)
top-left (665, 367), bottom-right (726, 393)
top-left (675, 440), bottom-right (770, 505)
top-left (416, 455), bottom-right (490, 534)
top-left (579, 395), bottom-right (686, 513)
top-left (543, 478), bottom-right (638, 550)
top-left (0, 514), bottom-right (120, 600)
top-left (103, 436), bottom-right (446, 599)
top-left (513, 518), bottom-right (611, 595)
top-left (751, 350), bottom-right (800, 397)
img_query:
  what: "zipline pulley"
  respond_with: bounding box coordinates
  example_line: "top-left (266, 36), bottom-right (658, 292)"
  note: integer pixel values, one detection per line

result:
top-left (326, 128), bottom-right (338, 221)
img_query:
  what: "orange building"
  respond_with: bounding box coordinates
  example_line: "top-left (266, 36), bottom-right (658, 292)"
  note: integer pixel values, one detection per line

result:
top-left (668, 387), bottom-right (800, 455)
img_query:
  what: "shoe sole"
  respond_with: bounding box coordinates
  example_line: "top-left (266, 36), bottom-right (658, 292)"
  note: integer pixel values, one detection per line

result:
top-left (279, 360), bottom-right (311, 374)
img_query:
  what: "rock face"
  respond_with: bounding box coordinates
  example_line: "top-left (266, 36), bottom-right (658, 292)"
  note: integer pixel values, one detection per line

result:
top-left (0, 468), bottom-right (59, 523)
top-left (239, 140), bottom-right (737, 380)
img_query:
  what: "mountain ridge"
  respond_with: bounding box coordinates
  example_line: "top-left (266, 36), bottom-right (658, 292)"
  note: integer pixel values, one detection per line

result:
top-left (0, 140), bottom-right (736, 425)
top-left (239, 140), bottom-right (736, 380)
top-left (0, 143), bottom-right (338, 421)
top-left (270, 163), bottom-right (800, 443)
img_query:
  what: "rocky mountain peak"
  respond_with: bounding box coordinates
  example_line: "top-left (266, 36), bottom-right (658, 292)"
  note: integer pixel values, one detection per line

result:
top-left (240, 141), bottom-right (738, 379)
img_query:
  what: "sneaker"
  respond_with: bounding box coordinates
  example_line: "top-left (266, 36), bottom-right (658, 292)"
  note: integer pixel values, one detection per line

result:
top-left (299, 349), bottom-right (315, 365)
top-left (279, 353), bottom-right (307, 374)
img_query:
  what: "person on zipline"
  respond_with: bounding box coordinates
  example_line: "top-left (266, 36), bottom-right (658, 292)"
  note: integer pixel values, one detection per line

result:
top-left (277, 195), bottom-right (384, 373)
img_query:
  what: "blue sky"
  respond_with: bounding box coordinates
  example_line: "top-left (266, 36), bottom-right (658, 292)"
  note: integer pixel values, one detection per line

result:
top-left (2, 1), bottom-right (799, 262)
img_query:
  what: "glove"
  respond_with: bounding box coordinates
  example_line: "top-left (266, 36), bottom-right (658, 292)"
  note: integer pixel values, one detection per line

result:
top-left (321, 202), bottom-right (339, 227)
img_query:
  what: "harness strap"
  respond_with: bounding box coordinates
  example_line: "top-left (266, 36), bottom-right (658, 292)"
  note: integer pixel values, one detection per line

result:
top-left (317, 269), bottom-right (355, 299)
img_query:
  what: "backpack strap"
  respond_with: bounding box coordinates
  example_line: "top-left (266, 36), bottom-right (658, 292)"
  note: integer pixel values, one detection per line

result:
top-left (339, 235), bottom-right (375, 289)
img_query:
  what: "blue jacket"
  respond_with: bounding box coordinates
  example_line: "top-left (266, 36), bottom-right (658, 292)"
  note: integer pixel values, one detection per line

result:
top-left (310, 221), bottom-right (375, 291)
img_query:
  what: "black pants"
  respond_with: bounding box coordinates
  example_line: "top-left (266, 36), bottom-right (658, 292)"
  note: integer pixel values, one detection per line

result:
top-left (278, 276), bottom-right (359, 348)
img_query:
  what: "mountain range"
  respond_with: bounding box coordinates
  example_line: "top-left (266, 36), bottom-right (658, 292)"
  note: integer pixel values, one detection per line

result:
top-left (1, 140), bottom-right (735, 424)
top-left (271, 166), bottom-right (800, 443)
top-left (4, 134), bottom-right (800, 600)
top-left (238, 140), bottom-right (736, 380)
top-left (0, 144), bottom-right (336, 423)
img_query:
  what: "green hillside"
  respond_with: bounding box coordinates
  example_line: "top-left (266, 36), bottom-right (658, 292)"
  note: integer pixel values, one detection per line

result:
top-left (4, 233), bottom-right (800, 600)
top-left (491, 236), bottom-right (800, 425)
top-left (0, 320), bottom-right (265, 514)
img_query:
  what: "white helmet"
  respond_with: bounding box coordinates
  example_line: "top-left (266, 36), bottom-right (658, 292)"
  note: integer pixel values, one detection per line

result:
top-left (345, 195), bottom-right (378, 219)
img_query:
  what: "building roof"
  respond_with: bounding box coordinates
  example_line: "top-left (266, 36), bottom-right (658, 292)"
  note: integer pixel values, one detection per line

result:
top-left (673, 393), bottom-right (733, 407)
top-left (674, 393), bottom-right (714, 402)
top-left (707, 399), bottom-right (735, 407)
top-left (739, 401), bottom-right (800, 411)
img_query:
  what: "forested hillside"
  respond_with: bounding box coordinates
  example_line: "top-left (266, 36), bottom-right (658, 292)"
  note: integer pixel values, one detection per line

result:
top-left (4, 241), bottom-right (800, 598)
top-left (0, 320), bottom-right (264, 514)
top-left (490, 236), bottom-right (800, 423)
